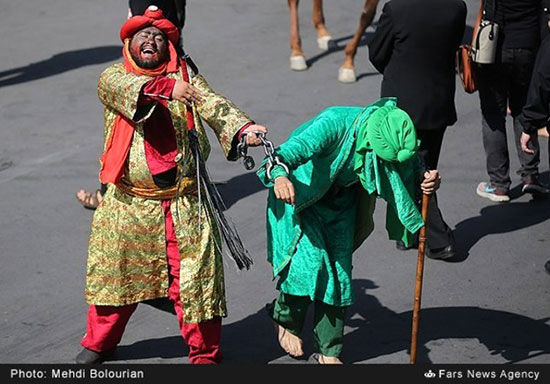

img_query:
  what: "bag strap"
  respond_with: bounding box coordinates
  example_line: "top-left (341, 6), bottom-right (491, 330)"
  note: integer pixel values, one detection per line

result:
top-left (456, 47), bottom-right (464, 83)
top-left (471, 0), bottom-right (485, 46)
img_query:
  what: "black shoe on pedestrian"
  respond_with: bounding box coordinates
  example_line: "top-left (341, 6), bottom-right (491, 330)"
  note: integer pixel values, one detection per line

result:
top-left (522, 176), bottom-right (550, 196)
top-left (75, 348), bottom-right (114, 364)
top-left (426, 244), bottom-right (456, 260)
top-left (545, 260), bottom-right (550, 275)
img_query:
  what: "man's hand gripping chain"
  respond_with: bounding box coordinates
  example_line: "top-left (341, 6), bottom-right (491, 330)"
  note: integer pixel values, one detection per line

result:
top-left (237, 132), bottom-right (289, 179)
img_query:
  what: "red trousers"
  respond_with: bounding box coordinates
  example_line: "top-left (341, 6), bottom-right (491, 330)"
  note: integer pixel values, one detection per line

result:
top-left (81, 200), bottom-right (223, 364)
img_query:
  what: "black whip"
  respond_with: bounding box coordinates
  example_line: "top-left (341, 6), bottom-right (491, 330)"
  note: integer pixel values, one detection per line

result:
top-left (187, 130), bottom-right (253, 270)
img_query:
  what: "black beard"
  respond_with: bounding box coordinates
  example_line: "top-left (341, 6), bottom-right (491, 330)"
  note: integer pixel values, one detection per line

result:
top-left (130, 50), bottom-right (167, 69)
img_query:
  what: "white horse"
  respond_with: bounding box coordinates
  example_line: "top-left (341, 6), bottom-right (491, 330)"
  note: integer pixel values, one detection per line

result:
top-left (287, 0), bottom-right (380, 83)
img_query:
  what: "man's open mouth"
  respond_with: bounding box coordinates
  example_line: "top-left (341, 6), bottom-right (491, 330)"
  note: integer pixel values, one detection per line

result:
top-left (141, 46), bottom-right (157, 58)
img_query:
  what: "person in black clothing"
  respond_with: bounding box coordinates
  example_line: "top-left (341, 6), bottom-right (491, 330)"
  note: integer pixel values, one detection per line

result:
top-left (129, 0), bottom-right (186, 51)
top-left (129, 0), bottom-right (186, 30)
top-left (368, 0), bottom-right (466, 260)
top-left (475, 0), bottom-right (550, 203)
top-left (522, 15), bottom-right (550, 142)
top-left (541, 0), bottom-right (550, 38)
top-left (518, 27), bottom-right (550, 274)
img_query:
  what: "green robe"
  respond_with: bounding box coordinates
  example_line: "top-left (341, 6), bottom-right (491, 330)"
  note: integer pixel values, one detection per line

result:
top-left (258, 105), bottom-right (376, 307)
top-left (258, 99), bottom-right (422, 307)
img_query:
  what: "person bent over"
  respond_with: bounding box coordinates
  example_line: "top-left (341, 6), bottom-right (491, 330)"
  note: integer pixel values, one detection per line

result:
top-left (257, 98), bottom-right (439, 363)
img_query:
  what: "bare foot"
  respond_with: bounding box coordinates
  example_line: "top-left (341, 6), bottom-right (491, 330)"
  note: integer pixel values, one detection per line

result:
top-left (276, 323), bottom-right (304, 357)
top-left (76, 189), bottom-right (103, 210)
top-left (314, 353), bottom-right (343, 364)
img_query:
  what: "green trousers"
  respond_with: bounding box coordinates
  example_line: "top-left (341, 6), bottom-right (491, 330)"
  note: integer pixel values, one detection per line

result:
top-left (269, 293), bottom-right (346, 357)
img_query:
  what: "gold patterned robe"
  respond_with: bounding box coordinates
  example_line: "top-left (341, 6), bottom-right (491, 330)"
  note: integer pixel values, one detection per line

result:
top-left (85, 63), bottom-right (252, 323)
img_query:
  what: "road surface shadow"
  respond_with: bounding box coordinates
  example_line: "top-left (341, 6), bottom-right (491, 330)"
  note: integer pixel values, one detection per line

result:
top-left (305, 32), bottom-right (376, 68)
top-left (216, 172), bottom-right (265, 210)
top-left (354, 72), bottom-right (381, 81)
top-left (344, 280), bottom-right (550, 364)
top-left (452, 183), bottom-right (550, 262)
top-left (0, 46), bottom-right (122, 88)
top-left (111, 279), bottom-right (550, 364)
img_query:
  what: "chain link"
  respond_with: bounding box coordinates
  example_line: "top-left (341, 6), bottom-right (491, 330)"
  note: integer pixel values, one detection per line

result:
top-left (237, 134), bottom-right (255, 170)
top-left (238, 131), bottom-right (289, 179)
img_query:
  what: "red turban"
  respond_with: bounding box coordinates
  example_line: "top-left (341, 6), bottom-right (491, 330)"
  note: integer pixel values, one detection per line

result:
top-left (100, 5), bottom-right (181, 185)
top-left (120, 5), bottom-right (180, 45)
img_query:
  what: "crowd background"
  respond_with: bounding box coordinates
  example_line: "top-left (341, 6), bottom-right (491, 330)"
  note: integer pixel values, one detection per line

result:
top-left (0, 0), bottom-right (549, 364)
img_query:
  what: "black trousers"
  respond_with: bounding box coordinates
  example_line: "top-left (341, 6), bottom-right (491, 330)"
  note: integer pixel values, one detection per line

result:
top-left (477, 48), bottom-right (540, 191)
top-left (417, 129), bottom-right (455, 250)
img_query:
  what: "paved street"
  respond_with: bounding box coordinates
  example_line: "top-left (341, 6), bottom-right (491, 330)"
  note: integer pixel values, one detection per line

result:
top-left (0, 0), bottom-right (549, 364)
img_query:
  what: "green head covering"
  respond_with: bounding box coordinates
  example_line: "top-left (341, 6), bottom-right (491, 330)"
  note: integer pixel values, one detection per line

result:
top-left (355, 103), bottom-right (419, 162)
top-left (353, 98), bottom-right (424, 247)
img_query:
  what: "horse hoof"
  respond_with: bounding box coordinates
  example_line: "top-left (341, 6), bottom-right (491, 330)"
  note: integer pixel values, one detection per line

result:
top-left (290, 56), bottom-right (308, 71)
top-left (317, 35), bottom-right (334, 51)
top-left (338, 67), bottom-right (356, 83)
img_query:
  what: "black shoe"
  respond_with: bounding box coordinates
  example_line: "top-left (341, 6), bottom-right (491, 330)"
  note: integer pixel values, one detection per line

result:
top-left (395, 240), bottom-right (418, 251)
top-left (75, 348), bottom-right (114, 364)
top-left (426, 245), bottom-right (456, 260)
top-left (522, 176), bottom-right (550, 196)
top-left (545, 260), bottom-right (550, 275)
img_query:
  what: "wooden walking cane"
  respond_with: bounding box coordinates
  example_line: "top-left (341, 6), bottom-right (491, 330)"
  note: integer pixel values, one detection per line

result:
top-left (410, 193), bottom-right (430, 364)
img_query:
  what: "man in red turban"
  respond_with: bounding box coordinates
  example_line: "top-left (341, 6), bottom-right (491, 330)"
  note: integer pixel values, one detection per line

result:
top-left (76, 5), bottom-right (266, 364)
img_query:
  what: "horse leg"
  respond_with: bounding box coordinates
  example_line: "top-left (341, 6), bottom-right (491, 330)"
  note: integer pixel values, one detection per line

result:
top-left (343, 0), bottom-right (378, 69)
top-left (312, 0), bottom-right (330, 38)
top-left (288, 0), bottom-right (304, 57)
top-left (288, 0), bottom-right (308, 70)
top-left (339, 0), bottom-right (379, 82)
top-left (313, 0), bottom-right (333, 51)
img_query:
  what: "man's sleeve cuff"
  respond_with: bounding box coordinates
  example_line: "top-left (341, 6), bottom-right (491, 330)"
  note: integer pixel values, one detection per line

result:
top-left (236, 122), bottom-right (254, 141)
top-left (520, 117), bottom-right (539, 135)
top-left (268, 165), bottom-right (289, 181)
top-left (142, 77), bottom-right (177, 101)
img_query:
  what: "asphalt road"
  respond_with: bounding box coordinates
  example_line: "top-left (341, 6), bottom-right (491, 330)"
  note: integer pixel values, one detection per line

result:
top-left (0, 0), bottom-right (549, 364)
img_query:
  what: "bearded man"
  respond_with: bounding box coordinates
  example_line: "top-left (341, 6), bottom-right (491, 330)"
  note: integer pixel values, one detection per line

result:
top-left (75, 6), bottom-right (266, 364)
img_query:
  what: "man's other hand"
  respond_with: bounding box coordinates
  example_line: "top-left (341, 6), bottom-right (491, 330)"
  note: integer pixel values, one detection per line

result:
top-left (172, 80), bottom-right (205, 107)
top-left (421, 170), bottom-right (440, 195)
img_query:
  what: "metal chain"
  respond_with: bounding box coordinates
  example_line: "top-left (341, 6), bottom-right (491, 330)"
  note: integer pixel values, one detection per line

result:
top-left (238, 131), bottom-right (289, 179)
top-left (236, 133), bottom-right (255, 170)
